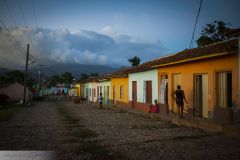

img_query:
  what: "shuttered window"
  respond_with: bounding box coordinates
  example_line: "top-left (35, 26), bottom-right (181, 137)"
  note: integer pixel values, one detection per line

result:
top-left (120, 85), bottom-right (124, 99)
top-left (216, 71), bottom-right (232, 108)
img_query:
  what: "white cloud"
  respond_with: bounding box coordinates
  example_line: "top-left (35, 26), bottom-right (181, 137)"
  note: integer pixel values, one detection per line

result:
top-left (0, 27), bottom-right (166, 68)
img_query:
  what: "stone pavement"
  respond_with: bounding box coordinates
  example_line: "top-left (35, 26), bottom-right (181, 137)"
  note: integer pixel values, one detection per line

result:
top-left (0, 101), bottom-right (240, 160)
top-left (109, 104), bottom-right (240, 136)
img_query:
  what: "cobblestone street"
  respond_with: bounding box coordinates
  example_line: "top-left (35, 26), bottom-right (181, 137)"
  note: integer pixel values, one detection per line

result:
top-left (0, 101), bottom-right (240, 160)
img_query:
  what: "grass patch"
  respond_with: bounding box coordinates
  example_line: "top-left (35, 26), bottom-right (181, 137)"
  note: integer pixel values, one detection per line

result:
top-left (0, 103), bottom-right (25, 121)
top-left (56, 103), bottom-right (128, 160)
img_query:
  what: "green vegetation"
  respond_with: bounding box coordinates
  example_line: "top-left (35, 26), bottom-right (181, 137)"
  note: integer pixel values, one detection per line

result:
top-left (56, 104), bottom-right (127, 160)
top-left (128, 56), bottom-right (141, 66)
top-left (196, 20), bottom-right (231, 47)
top-left (0, 103), bottom-right (25, 121)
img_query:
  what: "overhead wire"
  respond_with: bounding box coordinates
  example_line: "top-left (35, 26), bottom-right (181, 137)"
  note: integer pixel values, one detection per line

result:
top-left (190, 0), bottom-right (203, 48)
top-left (4, 0), bottom-right (17, 27)
top-left (17, 0), bottom-right (27, 27)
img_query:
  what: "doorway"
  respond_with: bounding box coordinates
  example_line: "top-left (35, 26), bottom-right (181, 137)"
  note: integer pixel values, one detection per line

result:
top-left (172, 74), bottom-right (182, 113)
top-left (194, 74), bottom-right (208, 118)
top-left (113, 85), bottom-right (116, 104)
top-left (132, 81), bottom-right (137, 108)
top-left (160, 75), bottom-right (168, 105)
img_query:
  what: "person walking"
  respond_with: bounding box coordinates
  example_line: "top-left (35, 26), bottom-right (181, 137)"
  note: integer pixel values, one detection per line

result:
top-left (98, 93), bottom-right (103, 109)
top-left (171, 85), bottom-right (188, 118)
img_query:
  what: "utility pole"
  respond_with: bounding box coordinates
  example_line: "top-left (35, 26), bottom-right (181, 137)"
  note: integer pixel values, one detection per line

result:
top-left (23, 44), bottom-right (29, 105)
top-left (38, 64), bottom-right (44, 97)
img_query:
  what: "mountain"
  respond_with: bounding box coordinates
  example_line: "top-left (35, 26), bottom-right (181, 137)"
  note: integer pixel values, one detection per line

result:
top-left (0, 68), bottom-right (11, 76)
top-left (39, 63), bottom-right (120, 78)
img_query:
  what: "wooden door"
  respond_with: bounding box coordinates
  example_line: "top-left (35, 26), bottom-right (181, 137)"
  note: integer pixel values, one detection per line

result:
top-left (132, 81), bottom-right (137, 108)
top-left (146, 81), bottom-right (152, 104)
top-left (195, 75), bottom-right (203, 117)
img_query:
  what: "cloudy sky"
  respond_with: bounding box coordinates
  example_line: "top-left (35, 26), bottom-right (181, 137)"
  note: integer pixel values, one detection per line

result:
top-left (0, 0), bottom-right (239, 69)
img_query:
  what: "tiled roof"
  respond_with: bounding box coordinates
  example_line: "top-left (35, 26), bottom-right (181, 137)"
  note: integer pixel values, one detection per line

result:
top-left (109, 67), bottom-right (132, 78)
top-left (128, 38), bottom-right (238, 73)
top-left (226, 28), bottom-right (240, 37)
top-left (88, 76), bottom-right (99, 82)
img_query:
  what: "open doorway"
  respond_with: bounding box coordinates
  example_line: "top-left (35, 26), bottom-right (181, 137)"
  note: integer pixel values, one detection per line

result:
top-left (194, 74), bottom-right (208, 118)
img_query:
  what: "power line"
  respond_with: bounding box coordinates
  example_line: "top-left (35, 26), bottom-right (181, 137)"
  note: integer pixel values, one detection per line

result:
top-left (31, 0), bottom-right (38, 27)
top-left (4, 0), bottom-right (17, 27)
top-left (190, 0), bottom-right (203, 48)
top-left (0, 18), bottom-right (37, 61)
top-left (17, 0), bottom-right (27, 27)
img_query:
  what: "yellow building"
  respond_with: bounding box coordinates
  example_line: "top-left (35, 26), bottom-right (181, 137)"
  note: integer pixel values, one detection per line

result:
top-left (131, 38), bottom-right (239, 123)
top-left (110, 68), bottom-right (130, 107)
top-left (75, 83), bottom-right (80, 97)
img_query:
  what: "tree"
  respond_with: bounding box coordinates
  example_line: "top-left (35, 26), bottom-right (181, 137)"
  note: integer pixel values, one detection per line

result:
top-left (0, 70), bottom-right (25, 85)
top-left (196, 20), bottom-right (231, 47)
top-left (49, 75), bottom-right (63, 86)
top-left (90, 73), bottom-right (98, 77)
top-left (128, 56), bottom-right (141, 66)
top-left (62, 72), bottom-right (74, 84)
top-left (79, 73), bottom-right (89, 82)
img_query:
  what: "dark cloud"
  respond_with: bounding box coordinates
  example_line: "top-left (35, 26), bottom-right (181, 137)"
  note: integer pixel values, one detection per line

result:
top-left (0, 27), bottom-right (166, 67)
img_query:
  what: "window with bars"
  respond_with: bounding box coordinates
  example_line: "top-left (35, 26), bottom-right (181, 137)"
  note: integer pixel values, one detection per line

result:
top-left (120, 85), bottom-right (124, 99)
top-left (216, 71), bottom-right (232, 108)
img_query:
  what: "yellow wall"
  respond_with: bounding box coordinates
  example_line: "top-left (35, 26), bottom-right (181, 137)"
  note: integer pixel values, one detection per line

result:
top-left (157, 54), bottom-right (239, 115)
top-left (76, 84), bottom-right (80, 97)
top-left (110, 77), bottom-right (129, 104)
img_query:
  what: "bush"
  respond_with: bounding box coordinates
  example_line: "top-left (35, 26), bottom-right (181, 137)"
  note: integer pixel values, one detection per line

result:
top-left (0, 94), bottom-right (9, 103)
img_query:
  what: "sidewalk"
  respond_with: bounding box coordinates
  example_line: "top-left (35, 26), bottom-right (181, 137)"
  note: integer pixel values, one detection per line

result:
top-left (109, 105), bottom-right (240, 137)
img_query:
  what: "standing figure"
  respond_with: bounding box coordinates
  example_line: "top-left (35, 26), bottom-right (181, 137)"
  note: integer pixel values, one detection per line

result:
top-left (171, 85), bottom-right (188, 118)
top-left (98, 93), bottom-right (103, 109)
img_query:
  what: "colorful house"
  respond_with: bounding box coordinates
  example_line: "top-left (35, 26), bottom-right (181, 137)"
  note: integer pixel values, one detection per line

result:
top-left (0, 82), bottom-right (32, 102)
top-left (75, 83), bottom-right (80, 97)
top-left (154, 38), bottom-right (239, 122)
top-left (128, 37), bottom-right (240, 123)
top-left (128, 69), bottom-right (158, 112)
top-left (110, 68), bottom-right (130, 107)
top-left (85, 82), bottom-right (89, 100)
top-left (98, 75), bottom-right (111, 106)
top-left (80, 83), bottom-right (86, 98)
top-left (88, 77), bottom-right (98, 102)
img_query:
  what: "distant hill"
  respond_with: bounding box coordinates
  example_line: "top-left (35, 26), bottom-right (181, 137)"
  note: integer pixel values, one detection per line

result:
top-left (31, 63), bottom-right (120, 78)
top-left (1, 63), bottom-right (126, 78)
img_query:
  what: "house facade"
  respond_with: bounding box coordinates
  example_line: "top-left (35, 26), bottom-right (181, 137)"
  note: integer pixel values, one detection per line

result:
top-left (80, 83), bottom-right (86, 98)
top-left (88, 81), bottom-right (98, 102)
top-left (128, 69), bottom-right (158, 112)
top-left (98, 78), bottom-right (111, 106)
top-left (110, 77), bottom-right (129, 107)
top-left (0, 82), bottom-right (32, 102)
top-left (152, 38), bottom-right (240, 123)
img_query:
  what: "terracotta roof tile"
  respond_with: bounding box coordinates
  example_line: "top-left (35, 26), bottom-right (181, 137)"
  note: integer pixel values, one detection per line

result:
top-left (128, 38), bottom-right (238, 73)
